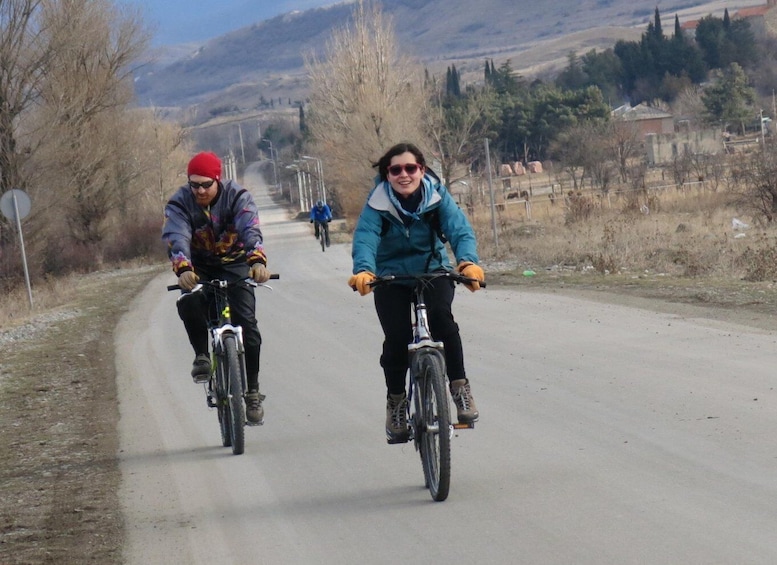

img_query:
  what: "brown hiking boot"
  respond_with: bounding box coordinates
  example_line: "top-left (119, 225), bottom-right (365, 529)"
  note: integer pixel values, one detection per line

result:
top-left (450, 379), bottom-right (479, 423)
top-left (245, 390), bottom-right (265, 425)
top-left (385, 392), bottom-right (409, 443)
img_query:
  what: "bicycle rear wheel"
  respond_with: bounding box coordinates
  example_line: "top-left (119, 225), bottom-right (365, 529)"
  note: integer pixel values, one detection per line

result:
top-left (415, 351), bottom-right (451, 501)
top-left (223, 335), bottom-right (245, 455)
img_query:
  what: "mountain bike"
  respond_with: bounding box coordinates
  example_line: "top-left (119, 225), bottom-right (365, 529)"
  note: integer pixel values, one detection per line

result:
top-left (370, 271), bottom-right (485, 501)
top-left (314, 220), bottom-right (329, 252)
top-left (168, 274), bottom-right (279, 455)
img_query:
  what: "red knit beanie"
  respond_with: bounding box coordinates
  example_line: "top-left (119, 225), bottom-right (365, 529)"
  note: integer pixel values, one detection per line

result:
top-left (187, 151), bottom-right (222, 180)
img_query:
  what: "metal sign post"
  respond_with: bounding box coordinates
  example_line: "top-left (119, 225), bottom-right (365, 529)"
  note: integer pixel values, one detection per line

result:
top-left (0, 189), bottom-right (33, 309)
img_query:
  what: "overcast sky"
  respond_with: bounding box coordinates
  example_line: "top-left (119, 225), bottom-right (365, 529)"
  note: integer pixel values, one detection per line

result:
top-left (120, 0), bottom-right (344, 46)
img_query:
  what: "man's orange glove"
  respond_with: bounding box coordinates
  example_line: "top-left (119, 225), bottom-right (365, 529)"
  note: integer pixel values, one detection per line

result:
top-left (456, 261), bottom-right (484, 292)
top-left (249, 263), bottom-right (271, 283)
top-left (348, 271), bottom-right (376, 296)
top-left (178, 270), bottom-right (199, 291)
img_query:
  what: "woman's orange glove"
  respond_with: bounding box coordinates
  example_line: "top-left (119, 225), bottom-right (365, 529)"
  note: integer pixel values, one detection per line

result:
top-left (348, 271), bottom-right (376, 296)
top-left (456, 261), bottom-right (484, 292)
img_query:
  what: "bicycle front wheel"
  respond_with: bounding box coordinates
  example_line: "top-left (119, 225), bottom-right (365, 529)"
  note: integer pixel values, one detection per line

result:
top-left (320, 228), bottom-right (326, 252)
top-left (416, 351), bottom-right (451, 501)
top-left (223, 335), bottom-right (245, 455)
top-left (215, 353), bottom-right (232, 448)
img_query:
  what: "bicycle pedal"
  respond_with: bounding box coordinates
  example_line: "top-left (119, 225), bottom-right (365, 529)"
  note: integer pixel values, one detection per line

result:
top-left (245, 419), bottom-right (264, 427)
top-left (452, 422), bottom-right (475, 430)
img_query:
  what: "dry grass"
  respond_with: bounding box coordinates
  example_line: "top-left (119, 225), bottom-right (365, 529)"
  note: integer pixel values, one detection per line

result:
top-left (470, 174), bottom-right (776, 283)
top-left (0, 259), bottom-right (160, 330)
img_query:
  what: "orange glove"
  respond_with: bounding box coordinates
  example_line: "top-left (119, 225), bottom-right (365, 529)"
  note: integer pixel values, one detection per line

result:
top-left (249, 263), bottom-right (271, 283)
top-left (348, 271), bottom-right (376, 296)
top-left (178, 270), bottom-right (199, 291)
top-left (456, 261), bottom-right (484, 292)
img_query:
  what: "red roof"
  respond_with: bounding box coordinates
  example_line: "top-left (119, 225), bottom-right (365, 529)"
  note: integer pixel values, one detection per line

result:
top-left (735, 6), bottom-right (770, 18)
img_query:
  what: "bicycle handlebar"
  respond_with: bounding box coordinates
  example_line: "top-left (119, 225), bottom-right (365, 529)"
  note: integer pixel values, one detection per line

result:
top-left (369, 271), bottom-right (486, 289)
top-left (167, 273), bottom-right (280, 292)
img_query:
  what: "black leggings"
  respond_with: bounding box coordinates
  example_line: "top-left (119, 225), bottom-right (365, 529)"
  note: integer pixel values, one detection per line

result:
top-left (373, 277), bottom-right (465, 396)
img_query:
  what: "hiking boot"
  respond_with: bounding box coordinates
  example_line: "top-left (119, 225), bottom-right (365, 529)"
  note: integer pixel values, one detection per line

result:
top-left (450, 379), bottom-right (479, 423)
top-left (245, 390), bottom-right (265, 425)
top-left (191, 353), bottom-right (210, 384)
top-left (386, 392), bottom-right (409, 443)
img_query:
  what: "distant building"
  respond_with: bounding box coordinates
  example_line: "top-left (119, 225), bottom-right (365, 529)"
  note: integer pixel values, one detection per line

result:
top-left (611, 103), bottom-right (674, 136)
top-left (733, 0), bottom-right (777, 38)
top-left (644, 129), bottom-right (722, 165)
top-left (611, 104), bottom-right (723, 165)
top-left (680, 19), bottom-right (699, 39)
top-left (680, 1), bottom-right (777, 39)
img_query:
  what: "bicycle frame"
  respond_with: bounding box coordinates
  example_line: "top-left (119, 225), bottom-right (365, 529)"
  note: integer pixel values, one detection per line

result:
top-left (207, 280), bottom-right (248, 398)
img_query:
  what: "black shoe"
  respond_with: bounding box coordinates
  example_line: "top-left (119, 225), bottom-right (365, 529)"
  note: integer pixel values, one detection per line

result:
top-left (191, 354), bottom-right (210, 384)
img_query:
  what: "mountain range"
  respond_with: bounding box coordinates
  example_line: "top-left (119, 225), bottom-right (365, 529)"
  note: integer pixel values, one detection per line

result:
top-left (133, 0), bottom-right (766, 122)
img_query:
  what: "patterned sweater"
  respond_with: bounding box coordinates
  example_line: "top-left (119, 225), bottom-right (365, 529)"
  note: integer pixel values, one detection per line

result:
top-left (162, 179), bottom-right (267, 275)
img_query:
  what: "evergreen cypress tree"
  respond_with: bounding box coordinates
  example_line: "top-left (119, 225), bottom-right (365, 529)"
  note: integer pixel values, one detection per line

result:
top-left (654, 7), bottom-right (663, 38)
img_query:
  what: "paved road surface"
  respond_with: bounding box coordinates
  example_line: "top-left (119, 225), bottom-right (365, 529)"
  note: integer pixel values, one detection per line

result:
top-left (117, 162), bottom-right (777, 564)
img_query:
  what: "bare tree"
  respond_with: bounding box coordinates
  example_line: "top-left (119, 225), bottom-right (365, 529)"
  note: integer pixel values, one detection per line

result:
top-left (730, 146), bottom-right (777, 223)
top-left (423, 82), bottom-right (495, 186)
top-left (304, 0), bottom-right (429, 219)
top-left (34, 0), bottom-right (149, 247)
top-left (605, 119), bottom-right (643, 184)
top-left (0, 0), bottom-right (53, 197)
top-left (549, 124), bottom-right (590, 191)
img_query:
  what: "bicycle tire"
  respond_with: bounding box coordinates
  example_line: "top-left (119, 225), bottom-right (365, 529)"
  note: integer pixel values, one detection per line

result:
top-left (319, 226), bottom-right (326, 252)
top-left (215, 352), bottom-right (232, 448)
top-left (416, 351), bottom-right (451, 501)
top-left (224, 335), bottom-right (245, 455)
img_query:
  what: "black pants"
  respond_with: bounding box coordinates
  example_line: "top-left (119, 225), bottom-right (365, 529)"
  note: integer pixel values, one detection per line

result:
top-left (373, 277), bottom-right (465, 396)
top-left (176, 265), bottom-right (262, 390)
top-left (314, 220), bottom-right (330, 245)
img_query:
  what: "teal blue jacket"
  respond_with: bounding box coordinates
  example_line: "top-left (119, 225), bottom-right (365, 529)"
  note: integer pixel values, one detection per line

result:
top-left (351, 173), bottom-right (478, 277)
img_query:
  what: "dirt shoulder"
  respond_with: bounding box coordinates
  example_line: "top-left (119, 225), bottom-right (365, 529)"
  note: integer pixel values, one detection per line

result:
top-left (1, 264), bottom-right (775, 563)
top-left (0, 265), bottom-right (164, 564)
top-left (489, 268), bottom-right (777, 333)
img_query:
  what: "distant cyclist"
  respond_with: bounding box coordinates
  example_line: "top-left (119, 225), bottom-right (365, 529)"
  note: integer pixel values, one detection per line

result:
top-left (310, 200), bottom-right (332, 247)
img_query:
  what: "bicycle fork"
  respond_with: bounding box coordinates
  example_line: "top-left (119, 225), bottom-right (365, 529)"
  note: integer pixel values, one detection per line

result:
top-left (207, 324), bottom-right (248, 406)
top-left (408, 344), bottom-right (451, 444)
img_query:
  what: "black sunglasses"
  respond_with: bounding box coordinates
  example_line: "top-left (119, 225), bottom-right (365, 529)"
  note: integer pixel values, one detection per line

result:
top-left (189, 179), bottom-right (216, 190)
top-left (387, 163), bottom-right (422, 176)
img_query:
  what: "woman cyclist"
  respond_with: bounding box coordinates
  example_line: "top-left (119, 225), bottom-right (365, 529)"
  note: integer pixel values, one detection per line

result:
top-left (348, 142), bottom-right (485, 443)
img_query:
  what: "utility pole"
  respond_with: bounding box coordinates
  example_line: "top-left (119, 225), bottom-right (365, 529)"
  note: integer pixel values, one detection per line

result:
top-left (484, 138), bottom-right (499, 250)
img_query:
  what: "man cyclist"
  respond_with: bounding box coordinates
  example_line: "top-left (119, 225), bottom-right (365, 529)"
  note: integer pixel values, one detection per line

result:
top-left (161, 151), bottom-right (271, 425)
top-left (309, 200), bottom-right (332, 247)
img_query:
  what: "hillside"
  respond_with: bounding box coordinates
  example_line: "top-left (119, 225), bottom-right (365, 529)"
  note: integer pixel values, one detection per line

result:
top-left (133, 0), bottom-right (766, 122)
